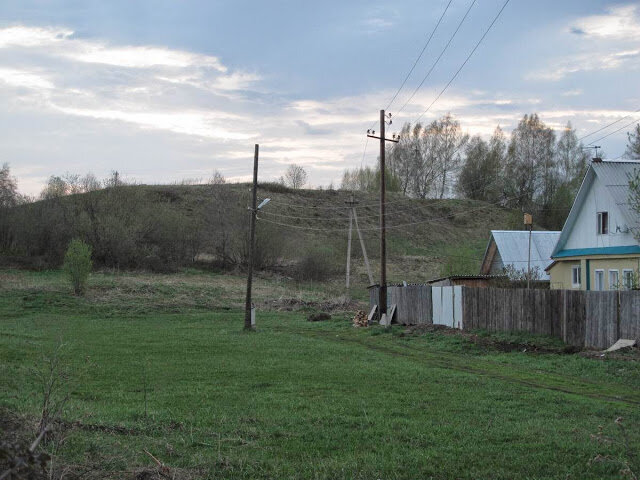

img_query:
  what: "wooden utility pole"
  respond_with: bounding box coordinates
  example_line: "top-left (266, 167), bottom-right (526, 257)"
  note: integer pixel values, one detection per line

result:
top-left (524, 213), bottom-right (532, 290)
top-left (379, 109), bottom-right (387, 319)
top-left (345, 194), bottom-right (374, 289)
top-left (244, 144), bottom-right (259, 330)
top-left (367, 111), bottom-right (398, 323)
top-left (352, 207), bottom-right (374, 286)
top-left (345, 196), bottom-right (354, 289)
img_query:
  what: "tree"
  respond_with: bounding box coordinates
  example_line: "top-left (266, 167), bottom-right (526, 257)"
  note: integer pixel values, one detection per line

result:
top-left (104, 170), bottom-right (124, 188)
top-left (504, 114), bottom-right (556, 212)
top-left (556, 122), bottom-right (589, 187)
top-left (386, 120), bottom-right (442, 199)
top-left (626, 124), bottom-right (640, 160)
top-left (630, 167), bottom-right (640, 242)
top-left (458, 136), bottom-right (490, 200)
top-left (0, 163), bottom-right (18, 208)
top-left (63, 239), bottom-right (92, 295)
top-left (209, 170), bottom-right (226, 185)
top-left (432, 114), bottom-right (469, 198)
top-left (457, 127), bottom-right (506, 203)
top-left (80, 173), bottom-right (101, 193)
top-left (40, 176), bottom-right (69, 200)
top-left (340, 165), bottom-right (400, 193)
top-left (281, 164), bottom-right (308, 189)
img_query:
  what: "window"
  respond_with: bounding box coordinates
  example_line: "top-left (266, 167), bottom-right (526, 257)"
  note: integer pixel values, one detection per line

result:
top-left (571, 265), bottom-right (581, 288)
top-left (623, 269), bottom-right (634, 290)
top-left (609, 270), bottom-right (619, 290)
top-left (594, 269), bottom-right (604, 291)
top-left (597, 211), bottom-right (609, 235)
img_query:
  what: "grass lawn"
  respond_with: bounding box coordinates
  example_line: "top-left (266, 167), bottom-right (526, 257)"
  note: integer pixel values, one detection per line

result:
top-left (1, 269), bottom-right (639, 479)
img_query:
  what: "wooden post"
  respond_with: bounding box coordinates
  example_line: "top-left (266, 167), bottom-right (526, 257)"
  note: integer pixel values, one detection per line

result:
top-left (346, 208), bottom-right (353, 289)
top-left (379, 109), bottom-right (387, 320)
top-left (524, 213), bottom-right (533, 289)
top-left (244, 144), bottom-right (259, 330)
top-left (353, 208), bottom-right (374, 286)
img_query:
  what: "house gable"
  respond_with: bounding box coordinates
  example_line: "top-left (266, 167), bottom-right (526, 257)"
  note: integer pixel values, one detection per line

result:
top-left (553, 161), bottom-right (640, 257)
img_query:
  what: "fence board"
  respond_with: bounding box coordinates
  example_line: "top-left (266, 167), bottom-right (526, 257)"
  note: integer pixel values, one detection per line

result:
top-left (585, 291), bottom-right (618, 349)
top-left (620, 291), bottom-right (640, 341)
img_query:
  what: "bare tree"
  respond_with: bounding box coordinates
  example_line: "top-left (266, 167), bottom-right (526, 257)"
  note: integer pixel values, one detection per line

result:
top-left (103, 170), bottom-right (123, 188)
top-left (80, 173), bottom-right (101, 193)
top-left (0, 163), bottom-right (18, 208)
top-left (626, 123), bottom-right (640, 160)
top-left (281, 164), bottom-right (308, 189)
top-left (431, 114), bottom-right (469, 199)
top-left (40, 176), bottom-right (68, 200)
top-left (209, 170), bottom-right (226, 185)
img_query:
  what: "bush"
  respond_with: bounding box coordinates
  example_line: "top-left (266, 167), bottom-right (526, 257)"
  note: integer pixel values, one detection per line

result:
top-left (63, 239), bottom-right (92, 295)
top-left (294, 248), bottom-right (336, 282)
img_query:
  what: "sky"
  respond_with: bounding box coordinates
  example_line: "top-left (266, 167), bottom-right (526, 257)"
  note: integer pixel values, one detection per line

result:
top-left (1, 0), bottom-right (639, 196)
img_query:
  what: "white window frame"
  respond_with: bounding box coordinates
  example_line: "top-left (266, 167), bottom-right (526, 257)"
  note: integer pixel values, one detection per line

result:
top-left (571, 265), bottom-right (581, 288)
top-left (608, 270), bottom-right (619, 290)
top-left (594, 269), bottom-right (605, 291)
top-left (597, 211), bottom-right (609, 235)
top-left (622, 269), bottom-right (634, 290)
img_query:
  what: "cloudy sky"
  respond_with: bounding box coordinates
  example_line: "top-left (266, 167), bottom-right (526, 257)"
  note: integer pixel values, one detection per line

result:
top-left (1, 0), bottom-right (639, 195)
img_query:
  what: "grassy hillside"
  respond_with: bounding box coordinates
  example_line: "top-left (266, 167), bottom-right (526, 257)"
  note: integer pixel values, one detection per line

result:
top-left (1, 183), bottom-right (522, 286)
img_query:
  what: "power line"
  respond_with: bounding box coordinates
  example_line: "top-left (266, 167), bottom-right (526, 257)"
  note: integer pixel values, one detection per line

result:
top-left (578, 108), bottom-right (640, 142)
top-left (414, 0), bottom-right (511, 125)
top-left (381, 0), bottom-right (454, 115)
top-left (258, 192), bottom-right (526, 232)
top-left (587, 117), bottom-right (640, 147)
top-left (395, 0), bottom-right (477, 120)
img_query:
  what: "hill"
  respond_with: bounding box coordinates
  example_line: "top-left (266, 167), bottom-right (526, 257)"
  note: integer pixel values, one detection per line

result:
top-left (0, 183), bottom-right (523, 287)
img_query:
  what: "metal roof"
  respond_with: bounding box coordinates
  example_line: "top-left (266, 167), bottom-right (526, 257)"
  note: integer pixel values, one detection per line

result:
top-left (490, 230), bottom-right (561, 280)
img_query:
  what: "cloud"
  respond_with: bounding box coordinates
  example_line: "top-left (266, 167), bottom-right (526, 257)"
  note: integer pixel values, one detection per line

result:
top-left (569, 4), bottom-right (640, 41)
top-left (0, 25), bottom-right (226, 71)
top-left (528, 49), bottom-right (640, 81)
top-left (0, 25), bottom-right (73, 48)
top-left (51, 106), bottom-right (255, 141)
top-left (359, 6), bottom-right (398, 33)
top-left (529, 48), bottom-right (640, 81)
top-left (0, 68), bottom-right (54, 90)
top-left (0, 24), bottom-right (264, 142)
top-left (528, 4), bottom-right (640, 81)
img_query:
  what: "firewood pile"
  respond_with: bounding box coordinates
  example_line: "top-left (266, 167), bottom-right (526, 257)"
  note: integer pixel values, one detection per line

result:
top-left (352, 310), bottom-right (368, 327)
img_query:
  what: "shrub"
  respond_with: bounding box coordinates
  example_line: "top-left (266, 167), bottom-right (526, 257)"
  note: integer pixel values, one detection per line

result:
top-left (63, 239), bottom-right (92, 295)
top-left (294, 248), bottom-right (336, 282)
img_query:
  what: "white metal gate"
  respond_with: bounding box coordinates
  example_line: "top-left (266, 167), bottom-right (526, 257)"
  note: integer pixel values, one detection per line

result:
top-left (432, 286), bottom-right (463, 329)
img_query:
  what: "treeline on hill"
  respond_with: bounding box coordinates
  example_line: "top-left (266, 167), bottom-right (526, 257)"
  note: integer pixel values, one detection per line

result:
top-left (0, 179), bottom-right (287, 273)
top-left (342, 113), bottom-right (593, 230)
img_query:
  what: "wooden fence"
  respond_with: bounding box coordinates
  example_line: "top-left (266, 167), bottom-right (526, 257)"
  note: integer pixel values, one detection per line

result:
top-left (368, 285), bottom-right (640, 349)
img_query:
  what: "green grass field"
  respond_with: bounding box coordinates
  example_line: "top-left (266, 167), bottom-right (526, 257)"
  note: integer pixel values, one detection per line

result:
top-left (1, 269), bottom-right (639, 479)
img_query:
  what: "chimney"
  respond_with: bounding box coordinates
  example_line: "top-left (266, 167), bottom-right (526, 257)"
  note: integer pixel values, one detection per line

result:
top-left (592, 157), bottom-right (602, 163)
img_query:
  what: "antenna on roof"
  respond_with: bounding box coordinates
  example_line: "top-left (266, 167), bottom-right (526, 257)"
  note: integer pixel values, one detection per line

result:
top-left (582, 145), bottom-right (602, 162)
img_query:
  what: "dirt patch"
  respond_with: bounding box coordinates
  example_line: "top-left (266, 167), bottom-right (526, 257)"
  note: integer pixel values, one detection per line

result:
top-left (401, 324), bottom-right (581, 354)
top-left (263, 296), bottom-right (365, 313)
top-left (579, 346), bottom-right (640, 362)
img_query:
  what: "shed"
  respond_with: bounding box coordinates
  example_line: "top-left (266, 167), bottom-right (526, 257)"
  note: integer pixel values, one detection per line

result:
top-left (480, 230), bottom-right (560, 281)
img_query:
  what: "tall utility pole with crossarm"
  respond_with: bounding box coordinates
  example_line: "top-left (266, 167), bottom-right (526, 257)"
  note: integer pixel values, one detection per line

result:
top-left (367, 110), bottom-right (398, 324)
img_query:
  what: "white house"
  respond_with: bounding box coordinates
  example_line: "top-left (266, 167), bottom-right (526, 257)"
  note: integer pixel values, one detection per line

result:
top-left (547, 160), bottom-right (640, 290)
